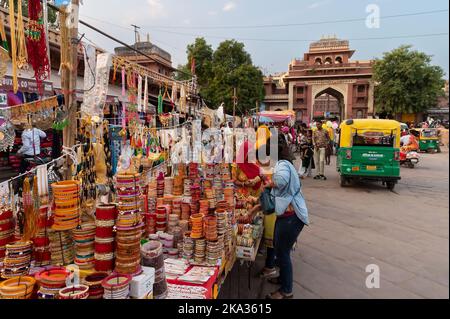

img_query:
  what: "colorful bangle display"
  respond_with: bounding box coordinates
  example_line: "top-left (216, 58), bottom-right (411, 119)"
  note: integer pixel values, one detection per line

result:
top-left (0, 276), bottom-right (36, 299)
top-left (58, 285), bottom-right (89, 299)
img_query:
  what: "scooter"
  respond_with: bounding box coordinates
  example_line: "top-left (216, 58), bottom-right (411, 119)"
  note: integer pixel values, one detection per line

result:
top-left (400, 150), bottom-right (420, 169)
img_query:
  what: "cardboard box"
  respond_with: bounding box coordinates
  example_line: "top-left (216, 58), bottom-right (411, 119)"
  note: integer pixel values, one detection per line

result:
top-left (129, 266), bottom-right (155, 299)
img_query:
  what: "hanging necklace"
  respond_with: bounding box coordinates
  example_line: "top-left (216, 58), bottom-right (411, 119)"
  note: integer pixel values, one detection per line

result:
top-left (8, 0), bottom-right (18, 93)
top-left (16, 0), bottom-right (28, 69)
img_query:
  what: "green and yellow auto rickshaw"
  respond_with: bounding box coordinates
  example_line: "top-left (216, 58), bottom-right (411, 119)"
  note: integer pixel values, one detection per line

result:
top-left (337, 119), bottom-right (401, 190)
top-left (416, 128), bottom-right (441, 153)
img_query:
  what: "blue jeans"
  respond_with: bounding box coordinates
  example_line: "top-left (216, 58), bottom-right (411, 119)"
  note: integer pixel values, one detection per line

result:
top-left (274, 214), bottom-right (305, 294)
top-left (265, 247), bottom-right (276, 269)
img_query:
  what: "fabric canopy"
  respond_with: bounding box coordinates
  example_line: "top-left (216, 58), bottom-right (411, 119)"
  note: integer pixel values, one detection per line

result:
top-left (258, 111), bottom-right (295, 124)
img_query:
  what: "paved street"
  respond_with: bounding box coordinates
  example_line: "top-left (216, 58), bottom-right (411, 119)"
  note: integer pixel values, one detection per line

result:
top-left (221, 148), bottom-right (449, 299)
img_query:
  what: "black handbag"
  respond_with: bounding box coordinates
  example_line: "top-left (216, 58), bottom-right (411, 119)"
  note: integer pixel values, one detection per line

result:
top-left (260, 187), bottom-right (275, 215)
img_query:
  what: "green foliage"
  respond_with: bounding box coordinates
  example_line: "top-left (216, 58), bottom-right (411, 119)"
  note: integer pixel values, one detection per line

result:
top-left (4, 0), bottom-right (58, 24)
top-left (186, 37), bottom-right (213, 87)
top-left (179, 38), bottom-right (264, 114)
top-left (373, 45), bottom-right (445, 115)
top-left (174, 64), bottom-right (192, 82)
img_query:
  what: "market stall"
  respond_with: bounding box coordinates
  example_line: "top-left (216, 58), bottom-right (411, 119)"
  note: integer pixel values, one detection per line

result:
top-left (0, 0), bottom-right (269, 301)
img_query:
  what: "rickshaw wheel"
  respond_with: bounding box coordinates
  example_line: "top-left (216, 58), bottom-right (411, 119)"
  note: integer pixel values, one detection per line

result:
top-left (386, 182), bottom-right (396, 190)
top-left (340, 176), bottom-right (348, 187)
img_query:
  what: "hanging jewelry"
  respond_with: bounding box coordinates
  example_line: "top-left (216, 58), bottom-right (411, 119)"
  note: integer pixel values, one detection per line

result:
top-left (26, 0), bottom-right (50, 93)
top-left (8, 0), bottom-right (18, 93)
top-left (16, 0), bottom-right (28, 69)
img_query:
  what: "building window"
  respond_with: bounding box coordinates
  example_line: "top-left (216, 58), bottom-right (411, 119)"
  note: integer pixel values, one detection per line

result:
top-left (356, 110), bottom-right (364, 119)
top-left (324, 57), bottom-right (332, 65)
top-left (298, 98), bottom-right (305, 104)
top-left (357, 97), bottom-right (365, 104)
top-left (335, 56), bottom-right (343, 64)
top-left (315, 58), bottom-right (322, 65)
top-left (296, 111), bottom-right (303, 122)
top-left (297, 87), bottom-right (304, 95)
top-left (358, 85), bottom-right (365, 93)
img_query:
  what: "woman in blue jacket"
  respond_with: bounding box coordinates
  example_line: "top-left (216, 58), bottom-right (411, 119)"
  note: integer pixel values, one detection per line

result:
top-left (265, 135), bottom-right (309, 299)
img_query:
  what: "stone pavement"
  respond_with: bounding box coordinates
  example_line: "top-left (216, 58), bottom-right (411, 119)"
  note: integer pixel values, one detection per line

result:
top-left (220, 149), bottom-right (449, 299)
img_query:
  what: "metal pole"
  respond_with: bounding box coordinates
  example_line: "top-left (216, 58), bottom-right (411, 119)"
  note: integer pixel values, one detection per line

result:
top-left (62, 0), bottom-right (79, 179)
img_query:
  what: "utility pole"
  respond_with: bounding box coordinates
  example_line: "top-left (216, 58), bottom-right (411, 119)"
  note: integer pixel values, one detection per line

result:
top-left (232, 87), bottom-right (237, 128)
top-left (62, 0), bottom-right (80, 178)
top-left (131, 24), bottom-right (141, 44)
top-left (131, 24), bottom-right (140, 63)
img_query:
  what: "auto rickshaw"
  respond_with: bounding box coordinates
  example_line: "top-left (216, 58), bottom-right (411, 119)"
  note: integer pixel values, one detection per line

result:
top-left (416, 128), bottom-right (441, 153)
top-left (337, 119), bottom-right (401, 190)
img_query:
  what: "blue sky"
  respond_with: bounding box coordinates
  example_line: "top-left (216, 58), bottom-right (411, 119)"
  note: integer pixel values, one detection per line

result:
top-left (79, 0), bottom-right (449, 78)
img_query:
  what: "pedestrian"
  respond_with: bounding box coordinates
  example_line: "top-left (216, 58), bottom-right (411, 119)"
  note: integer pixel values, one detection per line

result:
top-left (264, 135), bottom-right (309, 299)
top-left (313, 121), bottom-right (330, 180)
top-left (18, 122), bottom-right (47, 173)
top-left (299, 129), bottom-right (315, 178)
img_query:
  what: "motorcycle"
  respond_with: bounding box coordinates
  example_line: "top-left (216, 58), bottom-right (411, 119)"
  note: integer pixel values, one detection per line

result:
top-left (23, 148), bottom-right (52, 172)
top-left (400, 150), bottom-right (420, 169)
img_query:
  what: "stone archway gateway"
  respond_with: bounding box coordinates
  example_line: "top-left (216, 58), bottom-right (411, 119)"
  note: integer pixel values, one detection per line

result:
top-left (263, 36), bottom-right (375, 123)
top-left (311, 84), bottom-right (347, 121)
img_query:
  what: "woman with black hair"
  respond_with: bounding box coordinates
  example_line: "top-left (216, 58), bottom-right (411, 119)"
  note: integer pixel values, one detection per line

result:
top-left (261, 134), bottom-right (309, 299)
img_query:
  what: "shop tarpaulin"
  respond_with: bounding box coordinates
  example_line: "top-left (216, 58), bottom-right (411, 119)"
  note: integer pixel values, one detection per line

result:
top-left (258, 110), bottom-right (295, 126)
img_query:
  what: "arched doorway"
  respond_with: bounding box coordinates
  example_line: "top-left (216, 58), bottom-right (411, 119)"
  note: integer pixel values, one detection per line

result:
top-left (312, 87), bottom-right (345, 122)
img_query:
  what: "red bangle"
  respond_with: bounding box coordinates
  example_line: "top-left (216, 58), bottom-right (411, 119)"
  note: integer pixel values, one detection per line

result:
top-left (95, 259), bottom-right (115, 272)
top-left (96, 204), bottom-right (118, 220)
top-left (33, 237), bottom-right (50, 247)
top-left (101, 273), bottom-right (132, 290)
top-left (0, 210), bottom-right (13, 221)
top-left (95, 227), bottom-right (114, 238)
top-left (0, 222), bottom-right (13, 232)
top-left (0, 236), bottom-right (13, 247)
top-left (95, 242), bottom-right (115, 254)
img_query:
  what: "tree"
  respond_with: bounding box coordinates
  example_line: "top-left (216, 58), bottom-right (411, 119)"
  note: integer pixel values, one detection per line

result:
top-left (186, 37), bottom-right (213, 87)
top-left (178, 38), bottom-right (264, 114)
top-left (373, 45), bottom-right (445, 115)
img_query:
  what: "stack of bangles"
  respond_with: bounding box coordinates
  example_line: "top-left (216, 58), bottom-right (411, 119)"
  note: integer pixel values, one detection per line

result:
top-left (58, 285), bottom-right (89, 299)
top-left (0, 276), bottom-right (36, 299)
top-left (51, 181), bottom-right (81, 231)
top-left (0, 209), bottom-right (14, 262)
top-left (1, 241), bottom-right (33, 278)
top-left (115, 223), bottom-right (144, 275)
top-left (95, 204), bottom-right (117, 272)
top-left (82, 272), bottom-right (109, 299)
top-left (116, 209), bottom-right (142, 228)
top-left (155, 206), bottom-right (167, 232)
top-left (101, 273), bottom-right (132, 299)
top-left (32, 206), bottom-right (52, 266)
top-left (48, 230), bottom-right (74, 266)
top-left (203, 215), bottom-right (218, 241)
top-left (35, 267), bottom-right (70, 299)
top-left (72, 221), bottom-right (96, 270)
top-left (190, 214), bottom-right (204, 239)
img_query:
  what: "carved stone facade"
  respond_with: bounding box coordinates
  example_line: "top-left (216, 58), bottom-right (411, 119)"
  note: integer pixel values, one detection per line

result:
top-left (264, 37), bottom-right (374, 122)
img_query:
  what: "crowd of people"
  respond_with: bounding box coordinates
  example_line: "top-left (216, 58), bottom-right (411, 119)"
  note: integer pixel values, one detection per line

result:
top-left (279, 121), bottom-right (340, 181)
top-left (227, 116), bottom-right (450, 299)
